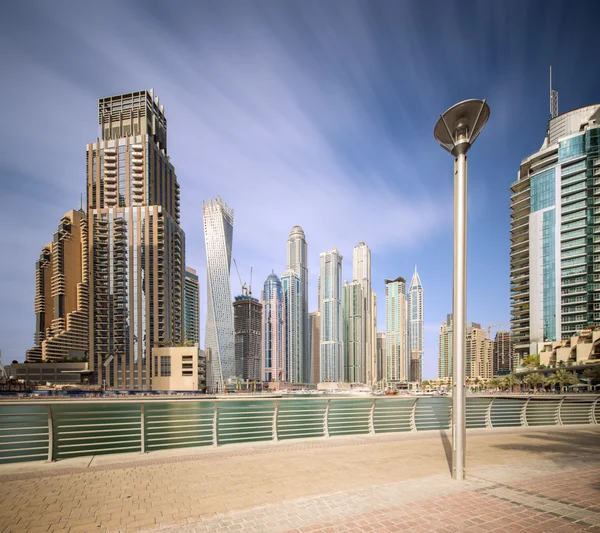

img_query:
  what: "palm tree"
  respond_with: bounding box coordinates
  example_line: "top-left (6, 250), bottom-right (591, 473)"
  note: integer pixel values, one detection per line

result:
top-left (502, 374), bottom-right (521, 393)
top-left (552, 369), bottom-right (578, 392)
top-left (421, 380), bottom-right (431, 390)
top-left (582, 367), bottom-right (600, 391)
top-left (488, 377), bottom-right (501, 392)
top-left (524, 373), bottom-right (546, 394)
top-left (522, 354), bottom-right (540, 370)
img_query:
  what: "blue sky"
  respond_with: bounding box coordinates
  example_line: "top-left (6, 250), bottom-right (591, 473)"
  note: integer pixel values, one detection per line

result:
top-left (1, 0), bottom-right (599, 378)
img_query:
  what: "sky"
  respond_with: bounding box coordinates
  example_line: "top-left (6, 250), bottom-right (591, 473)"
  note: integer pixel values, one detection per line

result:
top-left (1, 0), bottom-right (600, 379)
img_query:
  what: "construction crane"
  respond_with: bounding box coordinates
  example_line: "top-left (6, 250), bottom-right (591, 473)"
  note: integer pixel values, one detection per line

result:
top-left (233, 258), bottom-right (247, 296)
top-left (485, 323), bottom-right (511, 339)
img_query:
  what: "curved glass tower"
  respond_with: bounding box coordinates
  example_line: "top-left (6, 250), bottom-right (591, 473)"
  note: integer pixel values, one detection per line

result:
top-left (287, 226), bottom-right (308, 381)
top-left (203, 197), bottom-right (234, 393)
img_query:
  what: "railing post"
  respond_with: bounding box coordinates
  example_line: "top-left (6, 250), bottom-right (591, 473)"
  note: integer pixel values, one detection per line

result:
top-left (591, 397), bottom-right (599, 425)
top-left (140, 403), bottom-right (145, 454)
top-left (410, 398), bottom-right (418, 432)
top-left (556, 397), bottom-right (565, 426)
top-left (368, 399), bottom-right (376, 435)
top-left (47, 405), bottom-right (54, 463)
top-left (520, 398), bottom-right (530, 427)
top-left (213, 401), bottom-right (219, 447)
top-left (272, 400), bottom-right (279, 442)
top-left (323, 399), bottom-right (330, 438)
top-left (485, 398), bottom-right (494, 429)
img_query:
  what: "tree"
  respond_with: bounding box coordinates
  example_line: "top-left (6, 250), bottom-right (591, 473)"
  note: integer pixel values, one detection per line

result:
top-left (421, 380), bottom-right (431, 390)
top-left (524, 373), bottom-right (546, 394)
top-left (552, 369), bottom-right (578, 392)
top-left (582, 367), bottom-right (600, 391)
top-left (502, 374), bottom-right (521, 392)
top-left (488, 377), bottom-right (501, 391)
top-left (522, 354), bottom-right (540, 370)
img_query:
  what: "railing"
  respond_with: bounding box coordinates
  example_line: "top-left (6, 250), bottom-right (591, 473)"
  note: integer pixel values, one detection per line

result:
top-left (0, 395), bottom-right (598, 465)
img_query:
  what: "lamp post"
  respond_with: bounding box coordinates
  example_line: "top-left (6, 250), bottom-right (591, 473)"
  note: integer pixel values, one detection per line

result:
top-left (434, 99), bottom-right (490, 481)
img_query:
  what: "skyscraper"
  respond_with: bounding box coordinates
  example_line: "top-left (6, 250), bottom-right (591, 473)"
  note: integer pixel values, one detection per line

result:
top-left (281, 269), bottom-right (302, 382)
top-left (343, 280), bottom-right (363, 383)
top-left (309, 311), bottom-right (321, 384)
top-left (353, 242), bottom-right (376, 385)
top-left (385, 277), bottom-right (407, 383)
top-left (319, 248), bottom-right (343, 382)
top-left (510, 104), bottom-right (600, 362)
top-left (233, 291), bottom-right (262, 381)
top-left (408, 267), bottom-right (424, 382)
top-left (203, 197), bottom-right (235, 393)
top-left (287, 226), bottom-right (309, 382)
top-left (493, 331), bottom-right (513, 375)
top-left (262, 272), bottom-right (286, 382)
top-left (438, 314), bottom-right (453, 379)
top-left (184, 266), bottom-right (200, 346)
top-left (466, 323), bottom-right (493, 380)
top-left (88, 90), bottom-right (185, 390)
top-left (27, 209), bottom-right (88, 362)
top-left (376, 332), bottom-right (386, 383)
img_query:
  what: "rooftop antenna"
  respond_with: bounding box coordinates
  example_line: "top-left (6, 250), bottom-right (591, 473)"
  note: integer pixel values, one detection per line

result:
top-left (80, 193), bottom-right (83, 211)
top-left (249, 267), bottom-right (253, 296)
top-left (550, 65), bottom-right (558, 119)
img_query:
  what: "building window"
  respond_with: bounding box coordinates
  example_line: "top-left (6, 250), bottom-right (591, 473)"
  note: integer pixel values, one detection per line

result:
top-left (182, 371), bottom-right (193, 376)
top-left (182, 355), bottom-right (193, 361)
top-left (160, 356), bottom-right (171, 377)
top-left (559, 135), bottom-right (585, 162)
top-left (530, 168), bottom-right (555, 212)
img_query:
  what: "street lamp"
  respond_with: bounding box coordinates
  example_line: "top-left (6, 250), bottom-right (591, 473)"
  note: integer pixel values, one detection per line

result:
top-left (434, 99), bottom-right (490, 481)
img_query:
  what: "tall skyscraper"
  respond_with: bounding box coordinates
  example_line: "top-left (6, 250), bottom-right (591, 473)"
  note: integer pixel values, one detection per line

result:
top-left (233, 291), bottom-right (262, 381)
top-left (309, 311), bottom-right (321, 384)
top-left (408, 267), bottom-right (424, 382)
top-left (27, 209), bottom-right (88, 362)
top-left (184, 266), bottom-right (200, 345)
top-left (352, 243), bottom-right (376, 385)
top-left (438, 314), bottom-right (453, 379)
top-left (281, 270), bottom-right (302, 382)
top-left (343, 280), bottom-right (363, 383)
top-left (287, 226), bottom-right (308, 381)
top-left (319, 248), bottom-right (343, 382)
top-left (203, 197), bottom-right (235, 393)
top-left (376, 332), bottom-right (386, 383)
top-left (385, 276), bottom-right (407, 382)
top-left (510, 104), bottom-right (600, 362)
top-left (493, 331), bottom-right (513, 375)
top-left (466, 323), bottom-right (493, 380)
top-left (262, 272), bottom-right (286, 382)
top-left (88, 90), bottom-right (185, 390)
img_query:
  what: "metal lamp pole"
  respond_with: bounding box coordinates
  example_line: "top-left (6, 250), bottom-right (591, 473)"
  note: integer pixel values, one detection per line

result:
top-left (434, 100), bottom-right (490, 481)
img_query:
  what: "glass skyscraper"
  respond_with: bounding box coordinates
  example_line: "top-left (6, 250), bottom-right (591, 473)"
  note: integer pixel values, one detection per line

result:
top-left (262, 272), bottom-right (286, 382)
top-left (184, 266), bottom-right (199, 346)
top-left (281, 269), bottom-right (302, 383)
top-left (385, 276), bottom-right (407, 383)
top-left (343, 280), bottom-right (363, 383)
top-left (319, 248), bottom-right (343, 382)
top-left (203, 197), bottom-right (235, 393)
top-left (407, 267), bottom-right (424, 382)
top-left (510, 104), bottom-right (600, 361)
top-left (438, 314), bottom-right (453, 379)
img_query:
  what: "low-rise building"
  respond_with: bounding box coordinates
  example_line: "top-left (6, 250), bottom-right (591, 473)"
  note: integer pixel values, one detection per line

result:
top-left (152, 345), bottom-right (205, 391)
top-left (5, 362), bottom-right (90, 385)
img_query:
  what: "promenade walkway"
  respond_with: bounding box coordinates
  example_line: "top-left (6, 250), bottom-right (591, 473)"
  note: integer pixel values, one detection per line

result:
top-left (0, 426), bottom-right (599, 532)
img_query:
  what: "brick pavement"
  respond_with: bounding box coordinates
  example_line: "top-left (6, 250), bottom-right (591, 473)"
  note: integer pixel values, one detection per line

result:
top-left (0, 426), bottom-right (598, 533)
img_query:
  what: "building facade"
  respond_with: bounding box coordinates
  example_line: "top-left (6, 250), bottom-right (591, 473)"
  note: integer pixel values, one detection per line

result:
top-left (281, 270), bottom-right (302, 383)
top-left (233, 293), bottom-right (262, 381)
top-left (287, 226), bottom-right (309, 382)
top-left (87, 90), bottom-right (185, 390)
top-left (438, 314), bottom-right (453, 379)
top-left (385, 277), bottom-right (407, 382)
top-left (408, 267), bottom-right (424, 382)
top-left (184, 266), bottom-right (200, 345)
top-left (203, 197), bottom-right (235, 393)
top-left (343, 280), bottom-right (363, 383)
top-left (493, 331), bottom-right (513, 375)
top-left (353, 243), bottom-right (375, 385)
top-left (376, 332), bottom-right (386, 383)
top-left (152, 345), bottom-right (203, 391)
top-left (510, 104), bottom-right (600, 362)
top-left (262, 272), bottom-right (286, 382)
top-left (27, 209), bottom-right (89, 363)
top-left (466, 322), bottom-right (493, 380)
top-left (309, 311), bottom-right (321, 384)
top-left (319, 249), bottom-right (343, 382)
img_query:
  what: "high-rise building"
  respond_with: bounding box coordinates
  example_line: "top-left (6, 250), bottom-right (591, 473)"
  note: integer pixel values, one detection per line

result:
top-left (233, 291), bottom-right (262, 381)
top-left (376, 332), bottom-right (386, 383)
top-left (262, 272), bottom-right (286, 382)
top-left (309, 311), bottom-right (321, 384)
top-left (184, 267), bottom-right (200, 346)
top-left (438, 314), bottom-right (453, 379)
top-left (343, 280), bottom-right (363, 383)
top-left (510, 104), bottom-right (600, 362)
top-left (385, 276), bottom-right (407, 382)
top-left (466, 323), bottom-right (493, 380)
top-left (87, 90), bottom-right (185, 390)
top-left (493, 331), bottom-right (513, 375)
top-left (408, 267), bottom-right (424, 382)
top-left (203, 197), bottom-right (235, 393)
top-left (352, 243), bottom-right (376, 385)
top-left (319, 248), bottom-right (343, 382)
top-left (287, 226), bottom-right (309, 382)
top-left (281, 270), bottom-right (302, 383)
top-left (26, 209), bottom-right (88, 362)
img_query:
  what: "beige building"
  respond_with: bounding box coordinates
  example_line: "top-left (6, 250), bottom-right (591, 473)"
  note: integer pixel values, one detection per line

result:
top-left (87, 90), bottom-right (185, 390)
top-left (6, 362), bottom-right (89, 385)
top-left (466, 323), bottom-right (494, 380)
top-left (438, 314), bottom-right (453, 378)
top-left (532, 327), bottom-right (600, 367)
top-left (26, 209), bottom-right (88, 362)
top-left (152, 345), bottom-right (204, 391)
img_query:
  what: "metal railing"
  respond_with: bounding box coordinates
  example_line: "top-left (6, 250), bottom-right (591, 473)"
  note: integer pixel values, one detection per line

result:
top-left (0, 395), bottom-right (598, 464)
